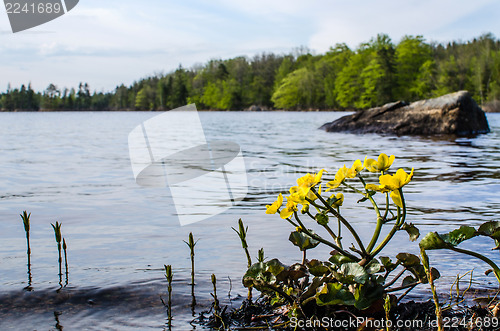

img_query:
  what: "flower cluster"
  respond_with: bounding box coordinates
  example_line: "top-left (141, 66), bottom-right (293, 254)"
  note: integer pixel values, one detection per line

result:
top-left (266, 153), bottom-right (413, 221)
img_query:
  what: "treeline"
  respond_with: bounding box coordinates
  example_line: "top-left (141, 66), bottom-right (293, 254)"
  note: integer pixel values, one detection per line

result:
top-left (2, 33), bottom-right (500, 111)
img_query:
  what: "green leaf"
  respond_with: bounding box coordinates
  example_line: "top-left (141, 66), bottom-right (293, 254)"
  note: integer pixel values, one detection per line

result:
top-left (419, 232), bottom-right (448, 250)
top-left (266, 258), bottom-right (286, 276)
top-left (282, 263), bottom-right (308, 281)
top-left (396, 253), bottom-right (427, 282)
top-left (402, 223), bottom-right (420, 242)
top-left (300, 277), bottom-right (325, 302)
top-left (242, 262), bottom-right (274, 289)
top-left (379, 256), bottom-right (398, 273)
top-left (441, 226), bottom-right (477, 246)
top-left (365, 259), bottom-right (382, 274)
top-left (329, 253), bottom-right (355, 266)
top-left (334, 262), bottom-right (369, 285)
top-left (420, 226), bottom-right (478, 250)
top-left (242, 259), bottom-right (286, 290)
top-left (396, 253), bottom-right (420, 267)
top-left (289, 231), bottom-right (320, 251)
top-left (478, 221), bottom-right (500, 244)
top-left (402, 275), bottom-right (417, 287)
top-left (316, 283), bottom-right (356, 306)
top-left (307, 259), bottom-right (331, 277)
top-left (353, 282), bottom-right (384, 310)
top-left (315, 213), bottom-right (329, 226)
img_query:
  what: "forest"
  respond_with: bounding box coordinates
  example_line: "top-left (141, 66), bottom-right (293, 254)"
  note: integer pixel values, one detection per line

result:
top-left (1, 33), bottom-right (500, 111)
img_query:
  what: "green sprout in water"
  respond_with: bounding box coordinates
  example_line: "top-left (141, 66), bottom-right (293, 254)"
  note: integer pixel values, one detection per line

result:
top-left (211, 273), bottom-right (219, 313)
top-left (232, 218), bottom-right (253, 301)
top-left (183, 232), bottom-right (197, 285)
top-left (20, 211), bottom-right (32, 290)
top-left (51, 221), bottom-right (63, 286)
top-left (232, 219), bottom-right (252, 267)
top-left (164, 264), bottom-right (173, 328)
top-left (63, 238), bottom-right (69, 285)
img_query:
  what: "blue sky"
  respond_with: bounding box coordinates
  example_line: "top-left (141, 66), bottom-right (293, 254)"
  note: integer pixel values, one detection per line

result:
top-left (1, 0), bottom-right (499, 92)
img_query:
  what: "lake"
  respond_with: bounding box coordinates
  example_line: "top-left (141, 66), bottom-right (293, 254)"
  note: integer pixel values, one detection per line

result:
top-left (0, 111), bottom-right (499, 330)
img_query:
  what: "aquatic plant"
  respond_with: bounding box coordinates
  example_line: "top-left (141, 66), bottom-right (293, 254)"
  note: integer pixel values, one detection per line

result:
top-left (232, 219), bottom-right (252, 268)
top-left (20, 211), bottom-right (32, 289)
top-left (51, 221), bottom-right (63, 285)
top-left (164, 264), bottom-right (173, 326)
top-left (63, 238), bottom-right (69, 285)
top-left (211, 274), bottom-right (220, 314)
top-left (244, 153), bottom-right (438, 318)
top-left (232, 219), bottom-right (253, 300)
top-left (183, 232), bottom-right (197, 286)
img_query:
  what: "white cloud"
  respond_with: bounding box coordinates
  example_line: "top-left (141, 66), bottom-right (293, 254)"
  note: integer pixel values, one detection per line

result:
top-left (0, 0), bottom-right (499, 91)
top-left (308, 0), bottom-right (500, 52)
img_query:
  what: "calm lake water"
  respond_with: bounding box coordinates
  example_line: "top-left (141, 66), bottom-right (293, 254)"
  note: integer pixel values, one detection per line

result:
top-left (0, 111), bottom-right (499, 330)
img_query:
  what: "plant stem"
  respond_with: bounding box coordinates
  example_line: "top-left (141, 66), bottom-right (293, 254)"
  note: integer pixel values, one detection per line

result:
top-left (370, 208), bottom-right (401, 258)
top-left (21, 211), bottom-right (32, 289)
top-left (385, 281), bottom-right (421, 293)
top-left (450, 247), bottom-right (500, 284)
top-left (370, 190), bottom-right (407, 258)
top-left (383, 267), bottom-right (407, 289)
top-left (184, 232), bottom-right (196, 285)
top-left (294, 212), bottom-right (359, 261)
top-left (382, 192), bottom-right (390, 220)
top-left (164, 265), bottom-right (173, 327)
top-left (310, 187), bottom-right (367, 257)
top-left (211, 274), bottom-right (219, 312)
top-left (63, 238), bottom-right (68, 286)
top-left (421, 248), bottom-right (443, 331)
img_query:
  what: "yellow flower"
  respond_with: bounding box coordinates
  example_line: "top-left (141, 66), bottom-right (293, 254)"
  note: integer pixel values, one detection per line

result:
top-left (326, 165), bottom-right (350, 191)
top-left (366, 168), bottom-right (414, 207)
top-left (347, 159), bottom-right (364, 178)
top-left (330, 192), bottom-right (344, 207)
top-left (289, 185), bottom-right (322, 206)
top-left (364, 153), bottom-right (395, 173)
top-left (379, 168), bottom-right (414, 190)
top-left (266, 193), bottom-right (283, 214)
top-left (296, 169), bottom-right (324, 190)
top-left (280, 199), bottom-right (298, 219)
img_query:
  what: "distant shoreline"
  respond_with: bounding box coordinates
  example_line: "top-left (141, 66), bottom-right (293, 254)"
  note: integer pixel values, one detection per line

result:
top-left (0, 108), bottom-right (353, 113)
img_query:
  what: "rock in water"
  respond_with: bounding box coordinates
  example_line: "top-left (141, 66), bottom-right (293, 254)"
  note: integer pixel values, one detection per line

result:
top-left (320, 91), bottom-right (490, 136)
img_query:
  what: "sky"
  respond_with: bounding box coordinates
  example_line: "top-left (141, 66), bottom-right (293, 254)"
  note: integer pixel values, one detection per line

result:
top-left (0, 0), bottom-right (499, 92)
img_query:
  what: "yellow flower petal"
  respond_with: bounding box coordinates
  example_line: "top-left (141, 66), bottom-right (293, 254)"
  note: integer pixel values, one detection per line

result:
top-left (280, 199), bottom-right (297, 219)
top-left (347, 159), bottom-right (364, 178)
top-left (266, 193), bottom-right (283, 214)
top-left (390, 190), bottom-right (403, 208)
top-left (326, 165), bottom-right (349, 191)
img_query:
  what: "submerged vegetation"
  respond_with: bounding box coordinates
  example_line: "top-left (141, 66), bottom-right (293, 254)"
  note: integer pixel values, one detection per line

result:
top-left (2, 33), bottom-right (500, 111)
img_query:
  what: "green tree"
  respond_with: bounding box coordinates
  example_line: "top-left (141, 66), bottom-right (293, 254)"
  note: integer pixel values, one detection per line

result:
top-left (395, 35), bottom-right (433, 100)
top-left (271, 67), bottom-right (319, 109)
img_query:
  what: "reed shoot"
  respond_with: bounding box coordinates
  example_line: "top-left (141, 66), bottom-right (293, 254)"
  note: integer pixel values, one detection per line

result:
top-left (51, 221), bottom-right (63, 285)
top-left (164, 264), bottom-right (173, 326)
top-left (183, 232), bottom-right (197, 285)
top-left (20, 211), bottom-right (32, 289)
